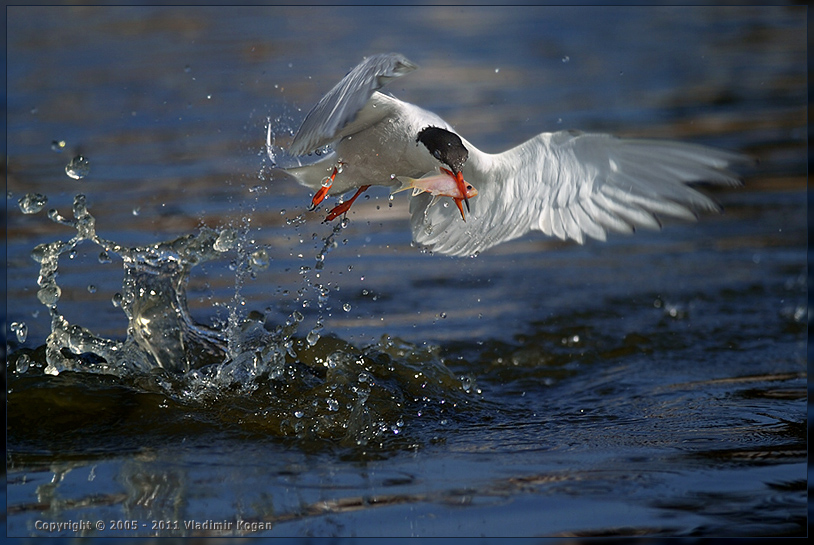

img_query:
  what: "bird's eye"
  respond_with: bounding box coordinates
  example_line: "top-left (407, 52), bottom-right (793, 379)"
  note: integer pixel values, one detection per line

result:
top-left (466, 185), bottom-right (473, 190)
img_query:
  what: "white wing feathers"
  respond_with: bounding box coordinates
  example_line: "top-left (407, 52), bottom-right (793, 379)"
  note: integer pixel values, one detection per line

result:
top-left (289, 53), bottom-right (417, 155)
top-left (283, 54), bottom-right (747, 257)
top-left (411, 130), bottom-right (749, 257)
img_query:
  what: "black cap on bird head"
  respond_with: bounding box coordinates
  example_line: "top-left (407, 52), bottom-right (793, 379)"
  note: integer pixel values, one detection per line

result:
top-left (416, 126), bottom-right (469, 173)
top-left (417, 126), bottom-right (472, 213)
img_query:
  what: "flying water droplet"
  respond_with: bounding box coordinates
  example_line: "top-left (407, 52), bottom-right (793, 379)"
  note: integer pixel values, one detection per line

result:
top-left (15, 354), bottom-right (31, 374)
top-left (306, 330), bottom-right (319, 346)
top-left (250, 248), bottom-right (270, 271)
top-left (37, 285), bottom-right (61, 307)
top-left (65, 155), bottom-right (90, 180)
top-left (562, 55), bottom-right (570, 63)
top-left (51, 140), bottom-right (66, 152)
top-left (10, 322), bottom-right (28, 343)
top-left (214, 229), bottom-right (237, 252)
top-left (18, 193), bottom-right (48, 214)
top-left (343, 303), bottom-right (352, 312)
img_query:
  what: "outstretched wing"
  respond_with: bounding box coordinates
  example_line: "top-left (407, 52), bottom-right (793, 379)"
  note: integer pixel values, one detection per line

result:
top-left (289, 53), bottom-right (418, 155)
top-left (410, 130), bottom-right (750, 257)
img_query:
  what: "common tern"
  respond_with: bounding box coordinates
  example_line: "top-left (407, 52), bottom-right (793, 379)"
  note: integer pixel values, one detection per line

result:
top-left (280, 53), bottom-right (748, 257)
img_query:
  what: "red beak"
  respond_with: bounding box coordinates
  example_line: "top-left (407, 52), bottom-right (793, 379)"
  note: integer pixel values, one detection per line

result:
top-left (455, 170), bottom-right (470, 213)
top-left (453, 198), bottom-right (467, 222)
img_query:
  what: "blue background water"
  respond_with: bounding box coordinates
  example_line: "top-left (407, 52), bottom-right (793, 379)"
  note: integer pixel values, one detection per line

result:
top-left (5, 4), bottom-right (807, 539)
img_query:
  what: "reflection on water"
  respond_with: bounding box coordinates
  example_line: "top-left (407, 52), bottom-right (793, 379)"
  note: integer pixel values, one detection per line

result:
top-left (6, 4), bottom-right (807, 538)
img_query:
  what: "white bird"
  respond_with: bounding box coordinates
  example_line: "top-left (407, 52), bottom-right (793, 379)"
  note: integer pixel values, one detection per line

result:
top-left (280, 53), bottom-right (749, 257)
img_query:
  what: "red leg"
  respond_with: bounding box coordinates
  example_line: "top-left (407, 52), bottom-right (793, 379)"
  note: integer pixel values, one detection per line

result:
top-left (308, 165), bottom-right (341, 211)
top-left (325, 185), bottom-right (371, 221)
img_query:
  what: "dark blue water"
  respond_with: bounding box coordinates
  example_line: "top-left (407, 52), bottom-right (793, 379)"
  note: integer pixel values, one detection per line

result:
top-left (5, 5), bottom-right (806, 538)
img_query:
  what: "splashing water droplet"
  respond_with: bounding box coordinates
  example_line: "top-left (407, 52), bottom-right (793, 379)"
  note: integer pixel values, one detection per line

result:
top-left (250, 248), bottom-right (270, 271)
top-left (10, 322), bottom-right (28, 343)
top-left (18, 193), bottom-right (48, 214)
top-left (214, 229), bottom-right (238, 252)
top-left (306, 325), bottom-right (322, 347)
top-left (51, 140), bottom-right (66, 152)
top-left (15, 354), bottom-right (31, 374)
top-left (562, 55), bottom-right (570, 63)
top-left (37, 285), bottom-right (61, 307)
top-left (65, 155), bottom-right (90, 180)
top-left (343, 303), bottom-right (352, 312)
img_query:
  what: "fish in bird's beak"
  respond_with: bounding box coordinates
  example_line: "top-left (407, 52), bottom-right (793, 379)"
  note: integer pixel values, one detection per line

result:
top-left (393, 167), bottom-right (477, 222)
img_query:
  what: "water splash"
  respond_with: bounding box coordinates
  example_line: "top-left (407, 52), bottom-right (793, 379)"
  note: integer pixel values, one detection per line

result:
top-left (297, 218), bottom-right (350, 348)
top-left (15, 193), bottom-right (477, 448)
top-left (30, 194), bottom-right (229, 376)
